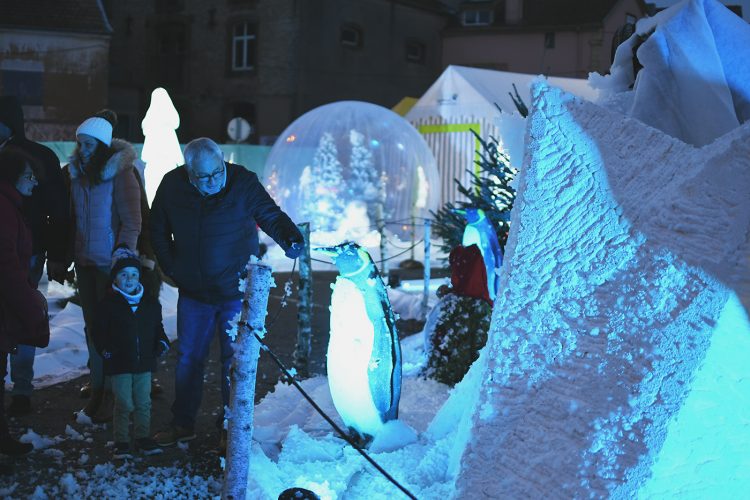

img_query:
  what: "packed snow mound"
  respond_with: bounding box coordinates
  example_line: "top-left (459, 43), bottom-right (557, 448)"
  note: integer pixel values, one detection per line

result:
top-left (591, 0), bottom-right (750, 147)
top-left (453, 82), bottom-right (750, 497)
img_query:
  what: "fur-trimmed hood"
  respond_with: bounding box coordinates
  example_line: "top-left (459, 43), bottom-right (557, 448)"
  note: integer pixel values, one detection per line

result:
top-left (68, 138), bottom-right (137, 183)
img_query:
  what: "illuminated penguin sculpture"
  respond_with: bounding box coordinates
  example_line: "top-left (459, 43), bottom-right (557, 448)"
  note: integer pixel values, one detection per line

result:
top-left (454, 208), bottom-right (503, 301)
top-left (316, 242), bottom-right (402, 442)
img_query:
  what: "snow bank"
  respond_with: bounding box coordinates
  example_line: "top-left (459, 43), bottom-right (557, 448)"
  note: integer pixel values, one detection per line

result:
top-left (453, 82), bottom-right (750, 496)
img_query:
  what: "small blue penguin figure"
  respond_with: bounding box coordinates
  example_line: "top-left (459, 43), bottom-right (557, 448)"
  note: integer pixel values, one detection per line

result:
top-left (454, 208), bottom-right (503, 300)
top-left (315, 242), bottom-right (402, 442)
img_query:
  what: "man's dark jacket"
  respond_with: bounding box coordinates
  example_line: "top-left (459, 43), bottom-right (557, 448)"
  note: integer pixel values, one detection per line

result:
top-left (0, 96), bottom-right (70, 262)
top-left (93, 290), bottom-right (170, 375)
top-left (150, 162), bottom-right (301, 304)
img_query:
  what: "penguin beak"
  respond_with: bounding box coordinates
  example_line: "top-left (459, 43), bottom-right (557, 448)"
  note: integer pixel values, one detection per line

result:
top-left (313, 247), bottom-right (338, 259)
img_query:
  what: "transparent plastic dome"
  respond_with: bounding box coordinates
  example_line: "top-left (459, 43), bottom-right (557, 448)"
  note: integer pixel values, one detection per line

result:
top-left (263, 101), bottom-right (439, 242)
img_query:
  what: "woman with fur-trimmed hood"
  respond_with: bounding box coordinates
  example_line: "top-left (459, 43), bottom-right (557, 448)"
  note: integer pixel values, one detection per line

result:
top-left (64, 109), bottom-right (142, 421)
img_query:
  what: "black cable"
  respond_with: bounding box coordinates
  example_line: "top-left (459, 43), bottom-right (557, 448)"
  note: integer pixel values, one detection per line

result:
top-left (309, 240), bottom-right (424, 266)
top-left (258, 258), bottom-right (417, 497)
top-left (252, 330), bottom-right (417, 500)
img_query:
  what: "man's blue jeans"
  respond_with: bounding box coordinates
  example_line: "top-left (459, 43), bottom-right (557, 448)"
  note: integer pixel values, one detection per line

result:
top-left (172, 294), bottom-right (241, 430)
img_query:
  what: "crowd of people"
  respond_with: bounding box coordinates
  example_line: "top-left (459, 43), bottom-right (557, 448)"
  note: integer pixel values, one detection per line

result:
top-left (0, 96), bottom-right (304, 474)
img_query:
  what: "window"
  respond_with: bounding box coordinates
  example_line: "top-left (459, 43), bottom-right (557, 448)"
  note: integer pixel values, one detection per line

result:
top-left (340, 24), bottom-right (363, 48)
top-left (544, 32), bottom-right (555, 49)
top-left (405, 40), bottom-right (425, 63)
top-left (231, 22), bottom-right (257, 71)
top-left (1, 70), bottom-right (43, 106)
top-left (462, 9), bottom-right (493, 26)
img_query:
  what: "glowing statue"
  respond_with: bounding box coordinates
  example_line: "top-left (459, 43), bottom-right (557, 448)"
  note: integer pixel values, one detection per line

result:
top-left (141, 87), bottom-right (184, 204)
top-left (315, 242), bottom-right (402, 443)
top-left (454, 208), bottom-right (503, 301)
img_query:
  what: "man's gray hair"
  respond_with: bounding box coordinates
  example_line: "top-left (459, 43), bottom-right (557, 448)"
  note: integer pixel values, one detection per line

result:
top-left (183, 137), bottom-right (224, 170)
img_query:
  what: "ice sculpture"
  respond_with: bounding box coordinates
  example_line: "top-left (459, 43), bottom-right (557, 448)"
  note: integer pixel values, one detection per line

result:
top-left (141, 87), bottom-right (184, 204)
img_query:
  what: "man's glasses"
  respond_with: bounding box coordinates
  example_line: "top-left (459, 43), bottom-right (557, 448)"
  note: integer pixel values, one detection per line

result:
top-left (192, 166), bottom-right (225, 183)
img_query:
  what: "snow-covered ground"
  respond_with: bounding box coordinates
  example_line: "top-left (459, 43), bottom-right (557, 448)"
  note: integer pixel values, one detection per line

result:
top-left (5, 252), bottom-right (454, 499)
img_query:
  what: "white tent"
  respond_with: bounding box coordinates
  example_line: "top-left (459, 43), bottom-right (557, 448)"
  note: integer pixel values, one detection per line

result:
top-left (405, 65), bottom-right (599, 206)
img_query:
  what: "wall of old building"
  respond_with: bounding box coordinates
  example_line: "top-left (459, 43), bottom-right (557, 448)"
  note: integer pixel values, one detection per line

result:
top-left (106, 0), bottom-right (447, 147)
top-left (0, 29), bottom-right (109, 141)
top-left (442, 0), bottom-right (646, 79)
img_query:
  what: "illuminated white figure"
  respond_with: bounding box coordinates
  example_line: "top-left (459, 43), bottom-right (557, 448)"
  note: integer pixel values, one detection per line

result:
top-left (141, 87), bottom-right (184, 204)
top-left (454, 207), bottom-right (503, 300)
top-left (316, 242), bottom-right (402, 441)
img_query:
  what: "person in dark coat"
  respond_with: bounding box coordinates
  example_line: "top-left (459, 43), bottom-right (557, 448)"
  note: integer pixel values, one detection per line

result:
top-left (150, 137), bottom-right (303, 447)
top-left (0, 147), bottom-right (47, 469)
top-left (0, 95), bottom-right (70, 417)
top-left (92, 246), bottom-right (169, 459)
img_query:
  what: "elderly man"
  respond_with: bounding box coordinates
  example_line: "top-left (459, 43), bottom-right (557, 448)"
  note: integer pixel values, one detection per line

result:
top-left (150, 137), bottom-right (303, 446)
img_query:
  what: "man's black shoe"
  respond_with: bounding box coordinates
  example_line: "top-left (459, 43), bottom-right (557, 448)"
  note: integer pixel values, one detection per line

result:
top-left (6, 395), bottom-right (31, 417)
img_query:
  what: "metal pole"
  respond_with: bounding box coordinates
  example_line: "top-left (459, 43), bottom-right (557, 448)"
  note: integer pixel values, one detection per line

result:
top-left (222, 261), bottom-right (273, 500)
top-left (376, 203), bottom-right (387, 276)
top-left (422, 219), bottom-right (431, 317)
top-left (294, 222), bottom-right (312, 377)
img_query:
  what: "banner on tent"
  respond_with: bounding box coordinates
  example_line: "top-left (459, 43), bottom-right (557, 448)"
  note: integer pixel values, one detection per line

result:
top-left (411, 116), bottom-right (499, 207)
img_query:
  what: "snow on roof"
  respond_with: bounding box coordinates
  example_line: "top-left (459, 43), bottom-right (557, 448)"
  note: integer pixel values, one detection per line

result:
top-left (405, 65), bottom-right (599, 121)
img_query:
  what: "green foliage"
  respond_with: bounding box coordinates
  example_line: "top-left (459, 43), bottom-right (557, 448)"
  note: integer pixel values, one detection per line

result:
top-left (422, 293), bottom-right (491, 386)
top-left (431, 131), bottom-right (517, 259)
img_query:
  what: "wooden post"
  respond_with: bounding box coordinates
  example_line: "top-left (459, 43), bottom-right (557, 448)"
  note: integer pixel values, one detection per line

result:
top-left (222, 261), bottom-right (273, 500)
top-left (422, 219), bottom-right (431, 317)
top-left (294, 222), bottom-right (312, 377)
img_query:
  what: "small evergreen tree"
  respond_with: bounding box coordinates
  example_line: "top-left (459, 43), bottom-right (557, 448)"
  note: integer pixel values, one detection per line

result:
top-left (302, 132), bottom-right (346, 231)
top-left (347, 129), bottom-right (378, 203)
top-left (432, 131), bottom-right (517, 258)
top-left (422, 291), bottom-right (491, 386)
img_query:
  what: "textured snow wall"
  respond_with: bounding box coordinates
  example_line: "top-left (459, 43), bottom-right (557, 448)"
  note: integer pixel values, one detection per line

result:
top-left (453, 83), bottom-right (750, 497)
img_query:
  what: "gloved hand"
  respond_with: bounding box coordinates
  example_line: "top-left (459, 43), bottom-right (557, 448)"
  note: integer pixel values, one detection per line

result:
top-left (282, 230), bottom-right (305, 259)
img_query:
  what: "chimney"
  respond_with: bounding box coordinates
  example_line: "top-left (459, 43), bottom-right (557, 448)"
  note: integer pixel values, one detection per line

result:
top-left (505, 0), bottom-right (523, 25)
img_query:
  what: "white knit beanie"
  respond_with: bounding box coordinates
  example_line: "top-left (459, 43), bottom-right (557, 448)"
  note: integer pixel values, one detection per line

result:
top-left (76, 117), bottom-right (113, 146)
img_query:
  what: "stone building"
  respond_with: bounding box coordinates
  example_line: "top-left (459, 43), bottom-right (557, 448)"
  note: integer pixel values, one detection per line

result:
top-left (105, 0), bottom-right (452, 145)
top-left (0, 0), bottom-right (112, 140)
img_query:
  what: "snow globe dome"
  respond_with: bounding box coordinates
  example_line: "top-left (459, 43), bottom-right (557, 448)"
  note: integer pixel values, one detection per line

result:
top-left (263, 101), bottom-right (439, 244)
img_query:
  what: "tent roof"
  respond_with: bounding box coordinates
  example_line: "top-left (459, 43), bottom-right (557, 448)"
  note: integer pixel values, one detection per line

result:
top-left (392, 97), bottom-right (419, 116)
top-left (405, 65), bottom-right (598, 120)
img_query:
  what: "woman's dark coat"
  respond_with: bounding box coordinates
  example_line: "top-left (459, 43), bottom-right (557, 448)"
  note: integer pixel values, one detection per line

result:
top-left (0, 182), bottom-right (44, 353)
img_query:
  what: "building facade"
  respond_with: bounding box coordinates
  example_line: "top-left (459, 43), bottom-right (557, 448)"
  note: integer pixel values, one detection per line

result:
top-left (105, 0), bottom-right (451, 146)
top-left (0, 0), bottom-right (112, 140)
top-left (442, 0), bottom-right (649, 78)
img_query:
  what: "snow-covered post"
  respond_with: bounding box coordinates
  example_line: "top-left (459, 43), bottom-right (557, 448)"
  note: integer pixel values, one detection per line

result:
top-left (422, 219), bottom-right (431, 317)
top-left (294, 222), bottom-right (312, 376)
top-left (222, 261), bottom-right (273, 500)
